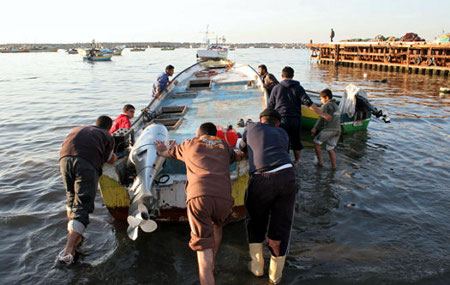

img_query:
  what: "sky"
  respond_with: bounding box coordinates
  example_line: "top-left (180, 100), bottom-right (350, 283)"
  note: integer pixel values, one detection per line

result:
top-left (1, 0), bottom-right (448, 44)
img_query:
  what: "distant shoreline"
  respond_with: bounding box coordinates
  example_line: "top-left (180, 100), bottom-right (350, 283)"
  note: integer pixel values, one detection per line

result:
top-left (0, 42), bottom-right (307, 49)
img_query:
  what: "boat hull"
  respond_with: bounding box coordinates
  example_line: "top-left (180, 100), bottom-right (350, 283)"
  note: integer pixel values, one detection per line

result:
top-left (99, 60), bottom-right (266, 226)
top-left (83, 54), bottom-right (113, 61)
top-left (301, 100), bottom-right (372, 133)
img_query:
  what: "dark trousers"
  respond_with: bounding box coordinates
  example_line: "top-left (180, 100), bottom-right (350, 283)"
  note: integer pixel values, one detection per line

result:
top-left (245, 167), bottom-right (297, 256)
top-left (60, 156), bottom-right (99, 227)
top-left (280, 116), bottom-right (303, 151)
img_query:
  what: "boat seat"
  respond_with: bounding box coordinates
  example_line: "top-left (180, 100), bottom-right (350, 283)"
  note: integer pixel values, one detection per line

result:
top-left (171, 91), bottom-right (198, 98)
top-left (160, 106), bottom-right (187, 116)
top-left (152, 118), bottom-right (184, 130)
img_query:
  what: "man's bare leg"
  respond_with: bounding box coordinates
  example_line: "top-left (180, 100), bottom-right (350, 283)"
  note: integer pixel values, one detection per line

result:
top-left (314, 144), bottom-right (325, 167)
top-left (328, 149), bottom-right (337, 169)
top-left (197, 248), bottom-right (215, 285)
top-left (64, 230), bottom-right (81, 256)
top-left (213, 225), bottom-right (222, 268)
top-left (294, 150), bottom-right (301, 164)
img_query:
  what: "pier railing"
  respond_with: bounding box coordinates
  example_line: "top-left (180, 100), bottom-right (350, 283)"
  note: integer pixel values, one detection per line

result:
top-left (306, 42), bottom-right (450, 76)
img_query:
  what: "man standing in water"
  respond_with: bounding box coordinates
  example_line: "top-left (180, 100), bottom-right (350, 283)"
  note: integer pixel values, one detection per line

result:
top-left (57, 116), bottom-right (116, 264)
top-left (151, 65), bottom-right (175, 98)
top-left (155, 122), bottom-right (241, 285)
top-left (239, 108), bottom-right (297, 284)
top-left (258, 64), bottom-right (279, 98)
top-left (268, 66), bottom-right (330, 164)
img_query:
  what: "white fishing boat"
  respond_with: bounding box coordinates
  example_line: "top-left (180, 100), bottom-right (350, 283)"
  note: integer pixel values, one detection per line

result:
top-left (196, 26), bottom-right (228, 60)
top-left (99, 59), bottom-right (268, 240)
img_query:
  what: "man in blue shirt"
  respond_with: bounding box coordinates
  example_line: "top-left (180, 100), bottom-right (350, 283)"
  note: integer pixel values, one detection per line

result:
top-left (151, 65), bottom-right (175, 98)
top-left (239, 108), bottom-right (297, 284)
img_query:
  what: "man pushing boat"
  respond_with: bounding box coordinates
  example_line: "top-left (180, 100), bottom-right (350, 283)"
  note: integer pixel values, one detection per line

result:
top-left (57, 116), bottom-right (116, 264)
top-left (155, 122), bottom-right (243, 285)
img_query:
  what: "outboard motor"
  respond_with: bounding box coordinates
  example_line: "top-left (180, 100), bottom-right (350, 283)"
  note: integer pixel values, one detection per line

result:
top-left (127, 124), bottom-right (169, 240)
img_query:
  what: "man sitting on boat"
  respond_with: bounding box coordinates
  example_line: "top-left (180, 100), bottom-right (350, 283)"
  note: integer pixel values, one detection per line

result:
top-left (109, 104), bottom-right (135, 134)
top-left (154, 122), bottom-right (242, 285)
top-left (57, 116), bottom-right (117, 264)
top-left (268, 66), bottom-right (330, 164)
top-left (311, 89), bottom-right (341, 169)
top-left (239, 108), bottom-right (297, 284)
top-left (258, 64), bottom-right (279, 97)
top-left (151, 65), bottom-right (175, 98)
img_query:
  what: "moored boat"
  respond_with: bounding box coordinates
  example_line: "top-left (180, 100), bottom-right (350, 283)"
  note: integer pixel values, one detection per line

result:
top-left (302, 85), bottom-right (389, 132)
top-left (99, 59), bottom-right (267, 239)
top-left (0, 48), bottom-right (30, 53)
top-left (29, 47), bottom-right (58, 52)
top-left (83, 54), bottom-right (113, 61)
top-left (130, 47), bottom-right (146, 52)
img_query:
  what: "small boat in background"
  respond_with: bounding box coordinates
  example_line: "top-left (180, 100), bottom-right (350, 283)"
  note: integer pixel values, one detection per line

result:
top-left (29, 47), bottom-right (58, 52)
top-left (66, 48), bottom-right (78, 54)
top-left (131, 47), bottom-right (146, 52)
top-left (83, 54), bottom-right (113, 62)
top-left (161, 47), bottom-right (175, 51)
top-left (0, 48), bottom-right (30, 53)
top-left (302, 85), bottom-right (389, 133)
top-left (197, 27), bottom-right (228, 60)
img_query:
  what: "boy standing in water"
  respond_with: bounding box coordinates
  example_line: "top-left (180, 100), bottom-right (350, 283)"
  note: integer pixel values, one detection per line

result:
top-left (311, 89), bottom-right (341, 168)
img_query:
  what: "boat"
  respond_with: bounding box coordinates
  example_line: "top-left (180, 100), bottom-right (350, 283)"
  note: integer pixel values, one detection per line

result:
top-left (66, 48), bottom-right (78, 54)
top-left (29, 47), bottom-right (58, 52)
top-left (130, 47), bottom-right (146, 52)
top-left (0, 48), bottom-right (30, 53)
top-left (302, 85), bottom-right (389, 132)
top-left (98, 59), bottom-right (267, 239)
top-left (196, 26), bottom-right (228, 60)
top-left (83, 54), bottom-right (113, 61)
top-left (161, 47), bottom-right (175, 51)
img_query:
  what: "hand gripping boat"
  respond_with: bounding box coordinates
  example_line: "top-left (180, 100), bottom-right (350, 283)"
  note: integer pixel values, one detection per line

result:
top-left (99, 59), bottom-right (269, 240)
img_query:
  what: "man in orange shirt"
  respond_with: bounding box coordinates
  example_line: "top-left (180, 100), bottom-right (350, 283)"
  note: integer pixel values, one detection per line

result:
top-left (110, 104), bottom-right (135, 134)
top-left (155, 122), bottom-right (242, 285)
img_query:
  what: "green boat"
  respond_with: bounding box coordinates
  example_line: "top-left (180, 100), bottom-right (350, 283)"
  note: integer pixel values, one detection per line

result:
top-left (302, 85), bottom-right (389, 133)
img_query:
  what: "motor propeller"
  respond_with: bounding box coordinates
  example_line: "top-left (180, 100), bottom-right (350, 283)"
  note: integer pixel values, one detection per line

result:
top-left (126, 203), bottom-right (157, 240)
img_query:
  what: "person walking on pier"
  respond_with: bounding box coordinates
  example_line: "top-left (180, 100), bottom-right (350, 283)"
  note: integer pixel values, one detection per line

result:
top-left (155, 123), bottom-right (242, 285)
top-left (151, 65), bottom-right (175, 98)
top-left (239, 108), bottom-right (297, 284)
top-left (268, 66), bottom-right (330, 164)
top-left (330, 28), bottom-right (335, 42)
top-left (311, 89), bottom-right (341, 169)
top-left (258, 64), bottom-right (279, 98)
top-left (57, 116), bottom-right (116, 264)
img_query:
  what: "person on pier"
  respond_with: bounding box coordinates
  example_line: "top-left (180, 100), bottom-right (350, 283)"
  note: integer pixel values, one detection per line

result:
top-left (330, 28), bottom-right (335, 42)
top-left (268, 66), bottom-right (330, 164)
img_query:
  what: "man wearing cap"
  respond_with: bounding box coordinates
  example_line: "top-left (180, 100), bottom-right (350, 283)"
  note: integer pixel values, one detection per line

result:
top-left (239, 108), bottom-right (297, 284)
top-left (268, 66), bottom-right (330, 164)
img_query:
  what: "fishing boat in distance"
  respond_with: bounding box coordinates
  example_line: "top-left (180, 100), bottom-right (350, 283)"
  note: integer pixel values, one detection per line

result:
top-left (99, 59), bottom-right (267, 239)
top-left (83, 53), bottom-right (113, 61)
top-left (161, 47), bottom-right (175, 51)
top-left (130, 47), bottom-right (146, 52)
top-left (197, 26), bottom-right (228, 60)
top-left (0, 48), bottom-right (30, 53)
top-left (29, 46), bottom-right (58, 52)
top-left (302, 85), bottom-right (389, 132)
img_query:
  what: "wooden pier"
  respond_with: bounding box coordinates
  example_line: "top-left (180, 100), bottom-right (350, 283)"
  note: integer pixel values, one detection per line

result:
top-left (306, 42), bottom-right (450, 76)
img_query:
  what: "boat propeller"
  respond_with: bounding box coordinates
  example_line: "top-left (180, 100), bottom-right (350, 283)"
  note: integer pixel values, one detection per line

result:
top-left (127, 203), bottom-right (158, 240)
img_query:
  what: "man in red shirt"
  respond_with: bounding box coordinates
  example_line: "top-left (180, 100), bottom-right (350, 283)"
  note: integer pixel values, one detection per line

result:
top-left (155, 122), bottom-right (242, 285)
top-left (109, 104), bottom-right (135, 134)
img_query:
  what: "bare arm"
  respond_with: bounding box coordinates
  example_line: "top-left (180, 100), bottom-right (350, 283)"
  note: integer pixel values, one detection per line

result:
top-left (310, 103), bottom-right (331, 121)
top-left (107, 153), bottom-right (117, 164)
top-left (154, 140), bottom-right (175, 158)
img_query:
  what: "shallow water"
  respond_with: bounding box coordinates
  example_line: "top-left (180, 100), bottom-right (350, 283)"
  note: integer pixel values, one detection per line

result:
top-left (0, 48), bottom-right (449, 284)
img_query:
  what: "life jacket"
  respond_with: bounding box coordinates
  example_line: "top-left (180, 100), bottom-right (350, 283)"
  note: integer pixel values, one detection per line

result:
top-left (216, 125), bottom-right (239, 147)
